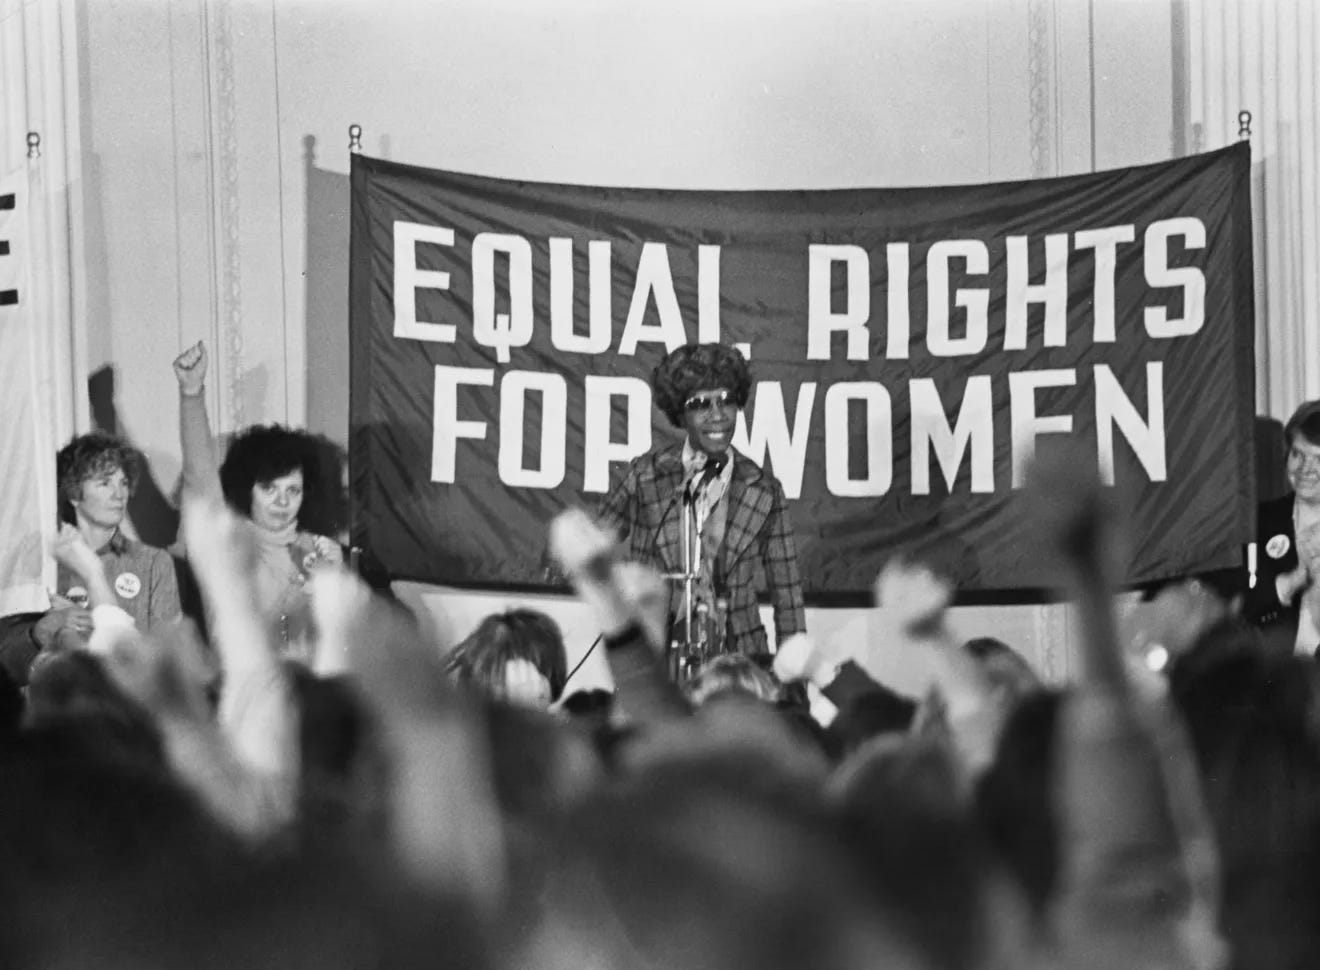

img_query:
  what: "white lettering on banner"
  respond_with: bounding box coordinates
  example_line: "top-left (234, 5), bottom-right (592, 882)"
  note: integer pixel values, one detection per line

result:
top-left (730, 382), bottom-right (817, 499)
top-left (885, 243), bottom-right (912, 360)
top-left (825, 382), bottom-right (893, 497)
top-left (550, 238), bottom-right (614, 354)
top-left (910, 376), bottom-right (995, 495)
top-left (1009, 368), bottom-right (1077, 487)
top-left (926, 240), bottom-right (989, 358)
top-left (1073, 225), bottom-right (1136, 342)
top-left (1144, 217), bottom-right (1206, 338)
top-left (697, 245), bottom-right (723, 344)
top-left (1095, 362), bottom-right (1166, 485)
top-left (472, 233), bottom-right (533, 363)
top-left (582, 376), bottom-right (652, 493)
top-left (394, 221), bottom-right (457, 343)
top-left (807, 245), bottom-right (870, 361)
top-left (431, 365), bottom-right (495, 482)
top-left (1004, 233), bottom-right (1070, 350)
top-left (499, 371), bottom-right (567, 488)
top-left (425, 367), bottom-right (1170, 494)
top-left (393, 220), bottom-right (1213, 361)
top-left (618, 243), bottom-right (687, 355)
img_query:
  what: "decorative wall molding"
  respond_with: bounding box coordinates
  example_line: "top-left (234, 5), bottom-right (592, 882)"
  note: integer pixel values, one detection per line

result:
top-left (1026, 0), bottom-right (1055, 177)
top-left (1188, 0), bottom-right (1320, 417)
top-left (204, 0), bottom-right (244, 432)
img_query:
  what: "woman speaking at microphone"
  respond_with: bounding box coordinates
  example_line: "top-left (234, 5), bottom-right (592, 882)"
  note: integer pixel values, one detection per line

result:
top-left (597, 343), bottom-right (806, 658)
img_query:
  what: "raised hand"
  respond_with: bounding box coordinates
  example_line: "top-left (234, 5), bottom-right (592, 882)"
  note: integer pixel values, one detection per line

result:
top-left (306, 565), bottom-right (372, 676)
top-left (52, 523), bottom-right (117, 612)
top-left (772, 632), bottom-right (832, 686)
top-left (1277, 561), bottom-right (1310, 606)
top-left (307, 535), bottom-right (345, 570)
top-left (32, 601), bottom-right (93, 648)
top-left (1025, 441), bottom-right (1127, 690)
top-left (549, 506), bottom-right (636, 636)
top-left (53, 523), bottom-right (102, 585)
top-left (874, 555), bottom-right (954, 636)
top-left (502, 657), bottom-right (553, 708)
top-left (173, 340), bottom-right (208, 396)
top-left (104, 620), bottom-right (213, 725)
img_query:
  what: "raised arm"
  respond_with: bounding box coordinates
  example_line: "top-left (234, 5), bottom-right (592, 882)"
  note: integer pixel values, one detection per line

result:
top-left (173, 341), bottom-right (223, 503)
top-left (53, 523), bottom-right (116, 610)
top-left (1031, 448), bottom-right (1222, 970)
top-left (550, 507), bottom-right (687, 724)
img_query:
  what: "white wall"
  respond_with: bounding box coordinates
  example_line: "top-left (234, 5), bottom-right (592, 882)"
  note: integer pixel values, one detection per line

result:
top-left (56, 0), bottom-right (1184, 690)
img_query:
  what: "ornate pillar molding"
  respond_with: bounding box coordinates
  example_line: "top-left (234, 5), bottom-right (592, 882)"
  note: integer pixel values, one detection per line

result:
top-left (1026, 0), bottom-right (1056, 177)
top-left (1188, 0), bottom-right (1320, 418)
top-left (203, 0), bottom-right (246, 433)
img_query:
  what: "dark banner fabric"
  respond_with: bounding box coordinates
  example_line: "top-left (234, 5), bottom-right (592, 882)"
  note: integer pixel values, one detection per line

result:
top-left (349, 144), bottom-right (1255, 595)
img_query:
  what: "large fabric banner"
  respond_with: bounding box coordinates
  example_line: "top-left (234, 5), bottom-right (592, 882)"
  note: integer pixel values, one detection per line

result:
top-left (0, 164), bottom-right (60, 614)
top-left (349, 144), bottom-right (1255, 595)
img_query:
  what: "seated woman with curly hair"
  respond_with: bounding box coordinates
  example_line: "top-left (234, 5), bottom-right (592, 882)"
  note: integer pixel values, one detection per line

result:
top-left (597, 342), bottom-right (806, 660)
top-left (172, 342), bottom-right (342, 657)
top-left (0, 432), bottom-right (182, 684)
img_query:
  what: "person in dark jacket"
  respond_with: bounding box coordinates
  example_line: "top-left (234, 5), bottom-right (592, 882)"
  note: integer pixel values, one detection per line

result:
top-left (1243, 400), bottom-right (1320, 655)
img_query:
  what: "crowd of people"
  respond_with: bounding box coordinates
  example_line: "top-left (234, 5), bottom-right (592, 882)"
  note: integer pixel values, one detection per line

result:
top-left (0, 339), bottom-right (1318, 970)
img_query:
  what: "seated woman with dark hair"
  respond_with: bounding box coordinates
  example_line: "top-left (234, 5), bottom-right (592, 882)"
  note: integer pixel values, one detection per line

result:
top-left (172, 342), bottom-right (341, 657)
top-left (444, 608), bottom-right (568, 709)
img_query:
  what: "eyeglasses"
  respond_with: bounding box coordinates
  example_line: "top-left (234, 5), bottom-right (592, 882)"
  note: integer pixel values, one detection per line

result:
top-left (683, 389), bottom-right (736, 414)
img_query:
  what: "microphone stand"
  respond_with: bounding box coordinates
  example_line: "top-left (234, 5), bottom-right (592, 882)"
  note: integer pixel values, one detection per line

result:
top-left (662, 477), bottom-right (707, 685)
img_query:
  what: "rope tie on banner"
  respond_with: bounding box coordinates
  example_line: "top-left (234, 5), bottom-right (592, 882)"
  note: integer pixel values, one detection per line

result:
top-left (349, 124), bottom-right (362, 153)
top-left (1238, 110), bottom-right (1252, 141)
top-left (26, 132), bottom-right (40, 159)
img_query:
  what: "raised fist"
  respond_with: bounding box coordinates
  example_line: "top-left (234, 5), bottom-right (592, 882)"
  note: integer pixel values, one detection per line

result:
top-left (172, 341), bottom-right (208, 396)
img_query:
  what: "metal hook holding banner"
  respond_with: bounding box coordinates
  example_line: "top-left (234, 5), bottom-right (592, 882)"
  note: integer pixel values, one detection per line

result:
top-left (26, 132), bottom-right (40, 158)
top-left (1238, 110), bottom-right (1253, 140)
top-left (349, 124), bottom-right (362, 153)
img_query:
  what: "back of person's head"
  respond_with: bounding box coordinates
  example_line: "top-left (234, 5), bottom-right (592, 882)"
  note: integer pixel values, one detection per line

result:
top-left (963, 637), bottom-right (1040, 701)
top-left (446, 608), bottom-right (568, 704)
top-left (685, 653), bottom-right (781, 707)
top-left (218, 423), bottom-right (312, 515)
top-left (482, 699), bottom-right (600, 822)
top-left (521, 756), bottom-right (921, 970)
top-left (288, 667), bottom-right (390, 846)
top-left (24, 650), bottom-right (166, 770)
top-left (831, 732), bottom-right (990, 970)
top-left (0, 715), bottom-right (244, 967)
top-left (974, 688), bottom-right (1064, 924)
top-left (0, 666), bottom-right (22, 748)
top-left (826, 690), bottom-right (917, 756)
top-left (1168, 636), bottom-right (1320, 970)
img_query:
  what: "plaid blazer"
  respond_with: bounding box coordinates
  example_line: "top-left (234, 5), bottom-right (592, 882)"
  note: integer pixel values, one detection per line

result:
top-left (597, 443), bottom-right (806, 655)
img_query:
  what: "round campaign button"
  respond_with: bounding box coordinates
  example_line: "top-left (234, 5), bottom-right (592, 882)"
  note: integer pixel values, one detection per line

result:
top-left (114, 572), bottom-right (142, 600)
top-left (1265, 534), bottom-right (1291, 560)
